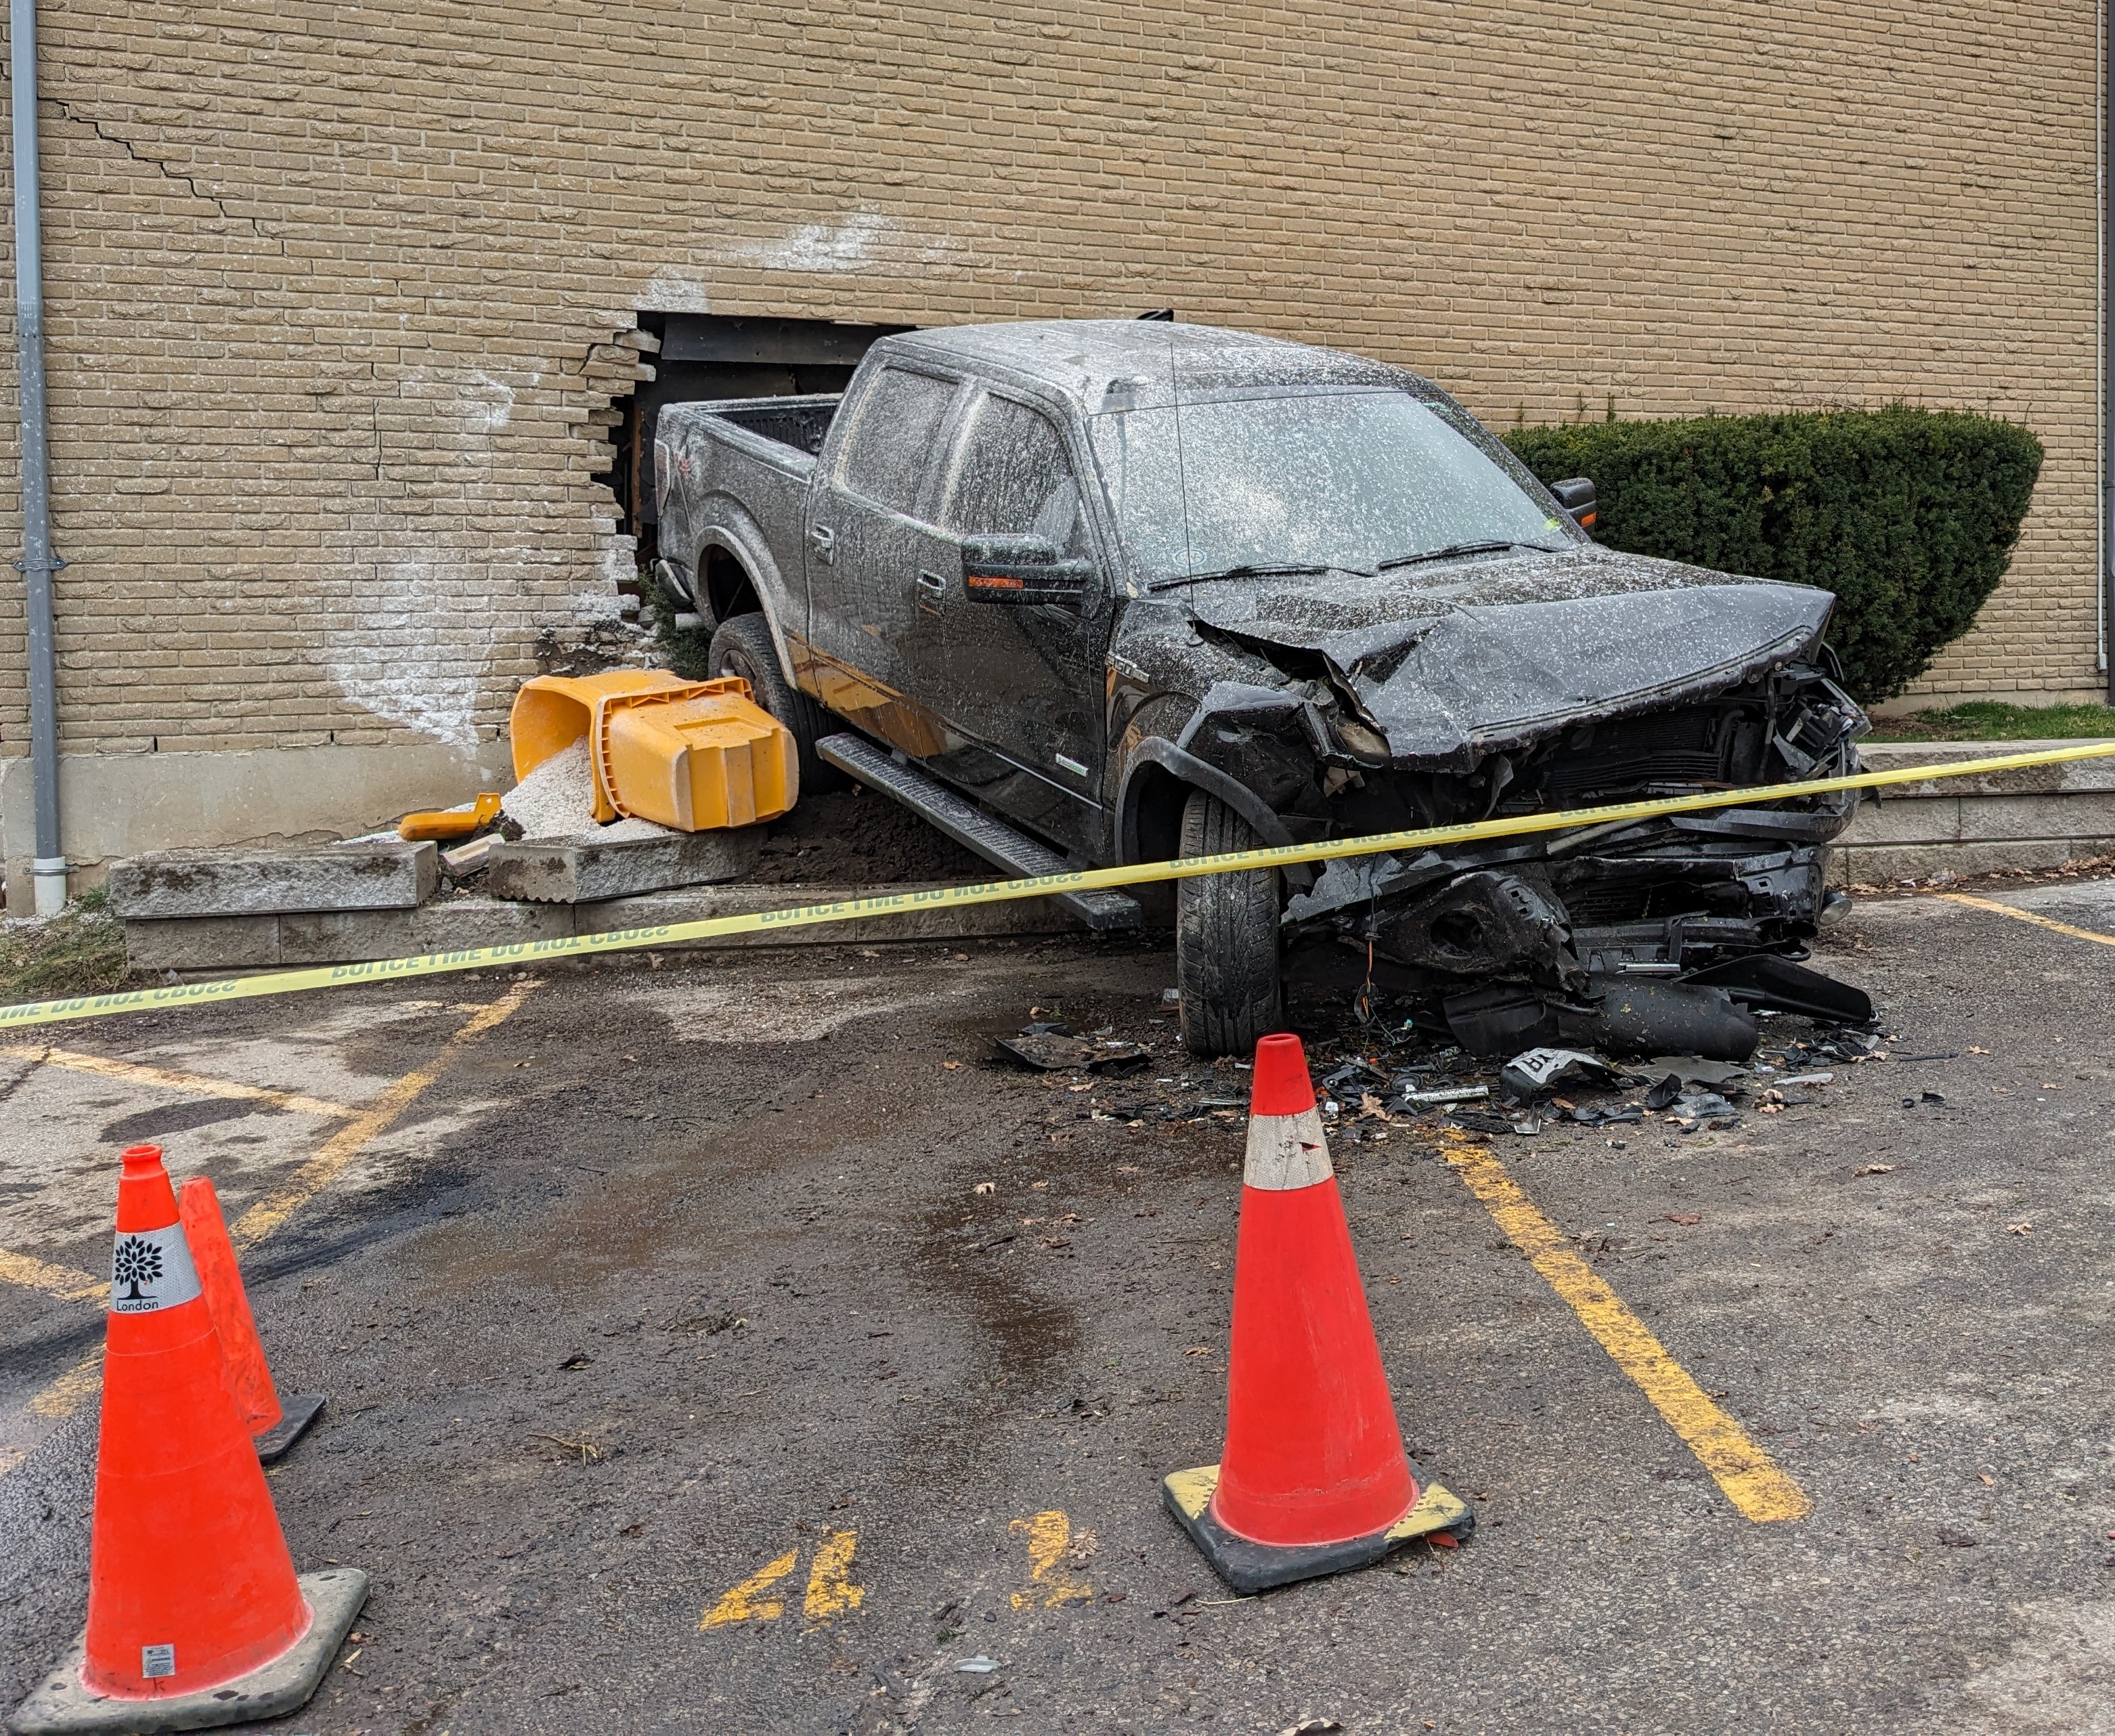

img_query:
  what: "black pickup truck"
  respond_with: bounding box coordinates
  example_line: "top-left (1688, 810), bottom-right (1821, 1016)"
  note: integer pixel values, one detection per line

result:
top-left (652, 320), bottom-right (1869, 1058)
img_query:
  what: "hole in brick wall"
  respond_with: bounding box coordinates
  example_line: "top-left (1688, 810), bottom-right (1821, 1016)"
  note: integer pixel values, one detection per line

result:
top-left (600, 313), bottom-right (914, 573)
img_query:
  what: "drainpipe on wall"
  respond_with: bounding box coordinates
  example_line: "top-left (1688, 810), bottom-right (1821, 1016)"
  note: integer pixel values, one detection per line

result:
top-left (2104, 0), bottom-right (2114, 695)
top-left (9, 0), bottom-right (65, 914)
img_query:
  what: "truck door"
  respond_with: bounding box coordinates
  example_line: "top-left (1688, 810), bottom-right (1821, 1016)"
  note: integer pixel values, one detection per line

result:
top-left (930, 389), bottom-right (1108, 850)
top-left (802, 363), bottom-right (966, 758)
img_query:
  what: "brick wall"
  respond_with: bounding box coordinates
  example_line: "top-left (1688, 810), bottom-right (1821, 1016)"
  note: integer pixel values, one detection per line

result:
top-left (0, 0), bottom-right (2101, 789)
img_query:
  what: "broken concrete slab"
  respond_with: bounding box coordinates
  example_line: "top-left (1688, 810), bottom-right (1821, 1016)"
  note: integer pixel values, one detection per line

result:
top-left (577, 883), bottom-right (1085, 949)
top-left (108, 842), bottom-right (439, 919)
top-left (483, 826), bottom-right (764, 903)
top-left (129, 882), bottom-right (1089, 974)
top-left (126, 896), bottom-right (572, 972)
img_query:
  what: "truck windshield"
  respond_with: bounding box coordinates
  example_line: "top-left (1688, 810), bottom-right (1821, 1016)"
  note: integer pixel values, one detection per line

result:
top-left (1086, 389), bottom-right (1575, 584)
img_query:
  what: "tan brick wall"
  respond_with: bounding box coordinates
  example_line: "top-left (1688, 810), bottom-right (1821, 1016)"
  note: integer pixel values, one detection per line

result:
top-left (0, 0), bottom-right (2101, 787)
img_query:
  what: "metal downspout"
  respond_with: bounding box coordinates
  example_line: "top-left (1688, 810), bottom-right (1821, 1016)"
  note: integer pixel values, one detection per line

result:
top-left (9, 0), bottom-right (64, 913)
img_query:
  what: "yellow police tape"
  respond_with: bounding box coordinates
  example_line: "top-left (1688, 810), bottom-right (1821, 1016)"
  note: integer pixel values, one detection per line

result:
top-left (5, 739), bottom-right (2112, 1033)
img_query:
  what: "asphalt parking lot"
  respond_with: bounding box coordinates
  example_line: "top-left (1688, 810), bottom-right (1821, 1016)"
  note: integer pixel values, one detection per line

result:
top-left (2, 883), bottom-right (2113, 1736)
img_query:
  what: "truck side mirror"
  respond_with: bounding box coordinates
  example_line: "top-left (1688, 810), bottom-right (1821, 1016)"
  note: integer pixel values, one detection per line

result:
top-left (961, 535), bottom-right (1090, 607)
top-left (1548, 477), bottom-right (1598, 533)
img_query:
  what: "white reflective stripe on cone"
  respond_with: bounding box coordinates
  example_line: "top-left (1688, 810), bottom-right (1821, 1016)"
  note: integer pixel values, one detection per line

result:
top-left (1243, 1107), bottom-right (1334, 1192)
top-left (108, 1223), bottom-right (203, 1314)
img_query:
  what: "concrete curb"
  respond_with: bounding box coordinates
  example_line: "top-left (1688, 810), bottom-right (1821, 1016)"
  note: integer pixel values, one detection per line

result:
top-left (125, 881), bottom-right (1093, 973)
top-left (1835, 739), bottom-right (2115, 883)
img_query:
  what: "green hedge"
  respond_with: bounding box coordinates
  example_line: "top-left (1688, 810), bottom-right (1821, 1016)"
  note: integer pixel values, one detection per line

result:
top-left (1503, 406), bottom-right (2044, 703)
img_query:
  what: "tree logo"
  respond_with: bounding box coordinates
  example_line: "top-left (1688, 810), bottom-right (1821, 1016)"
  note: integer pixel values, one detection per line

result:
top-left (113, 1236), bottom-right (164, 1302)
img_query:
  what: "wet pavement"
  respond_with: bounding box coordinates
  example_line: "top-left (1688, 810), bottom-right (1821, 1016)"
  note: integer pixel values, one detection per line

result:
top-left (1, 893), bottom-right (2112, 1735)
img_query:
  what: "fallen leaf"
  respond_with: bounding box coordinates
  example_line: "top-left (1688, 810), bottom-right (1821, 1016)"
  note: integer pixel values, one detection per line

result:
top-left (1854, 1163), bottom-right (1894, 1177)
top-left (942, 1060), bottom-right (963, 1071)
top-left (1183, 1345), bottom-right (1214, 1356)
top-left (1659, 1212), bottom-right (1702, 1226)
top-left (2007, 1221), bottom-right (2032, 1235)
top-left (1978, 1473), bottom-right (1994, 1486)
top-left (1967, 1045), bottom-right (1990, 1054)
top-left (974, 1181), bottom-right (996, 1196)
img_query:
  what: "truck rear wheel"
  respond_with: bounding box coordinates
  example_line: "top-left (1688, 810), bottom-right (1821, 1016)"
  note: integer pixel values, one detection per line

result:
top-left (1175, 789), bottom-right (1283, 1058)
top-left (707, 613), bottom-right (844, 794)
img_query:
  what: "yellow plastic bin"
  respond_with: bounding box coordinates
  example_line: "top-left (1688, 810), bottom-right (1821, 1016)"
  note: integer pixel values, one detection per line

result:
top-left (598, 682), bottom-right (798, 830)
top-left (508, 670), bottom-right (797, 829)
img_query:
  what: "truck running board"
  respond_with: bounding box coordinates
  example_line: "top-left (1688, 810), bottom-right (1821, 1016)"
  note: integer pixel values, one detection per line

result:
top-left (817, 734), bottom-right (1142, 932)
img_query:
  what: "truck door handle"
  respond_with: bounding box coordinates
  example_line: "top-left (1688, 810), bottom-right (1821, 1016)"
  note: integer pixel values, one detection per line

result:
top-left (915, 570), bottom-right (946, 613)
top-left (810, 524), bottom-right (835, 565)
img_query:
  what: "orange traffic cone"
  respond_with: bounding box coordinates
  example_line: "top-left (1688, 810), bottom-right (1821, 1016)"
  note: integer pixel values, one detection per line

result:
top-left (179, 1177), bottom-right (326, 1462)
top-left (1161, 1035), bottom-right (1473, 1592)
top-left (9, 1146), bottom-right (365, 1736)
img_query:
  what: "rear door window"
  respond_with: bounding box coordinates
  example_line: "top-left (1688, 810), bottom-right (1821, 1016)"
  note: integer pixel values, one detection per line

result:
top-left (942, 394), bottom-right (1089, 556)
top-left (838, 366), bottom-right (957, 517)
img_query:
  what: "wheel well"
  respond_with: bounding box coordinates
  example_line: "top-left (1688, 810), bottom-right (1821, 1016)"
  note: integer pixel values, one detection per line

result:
top-left (1125, 761), bottom-right (1190, 867)
top-left (700, 543), bottom-right (760, 624)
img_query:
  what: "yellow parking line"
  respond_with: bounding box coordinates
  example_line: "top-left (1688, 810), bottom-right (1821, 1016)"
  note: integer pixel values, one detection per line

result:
top-left (8, 980), bottom-right (538, 1437)
top-left (229, 980), bottom-right (536, 1245)
top-left (1436, 1130), bottom-right (1811, 1524)
top-left (0, 1249), bottom-right (104, 1303)
top-left (1938, 892), bottom-right (2115, 948)
top-left (1, 1043), bottom-right (357, 1121)
top-left (30, 1349), bottom-right (104, 1420)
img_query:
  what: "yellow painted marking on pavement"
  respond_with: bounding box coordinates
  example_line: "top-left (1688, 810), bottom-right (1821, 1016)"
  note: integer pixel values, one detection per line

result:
top-left (30, 1347), bottom-right (104, 1420)
top-left (7, 742), bottom-right (2115, 1033)
top-left (702, 1548), bottom-right (799, 1628)
top-left (1009, 1510), bottom-right (1094, 1607)
top-left (1938, 893), bottom-right (2115, 949)
top-left (228, 980), bottom-right (536, 1246)
top-left (0, 1043), bottom-right (357, 1120)
top-left (6, 984), bottom-right (538, 1440)
top-left (0, 1249), bottom-right (104, 1303)
top-left (1437, 1130), bottom-right (1811, 1524)
top-left (802, 1529), bottom-right (866, 1620)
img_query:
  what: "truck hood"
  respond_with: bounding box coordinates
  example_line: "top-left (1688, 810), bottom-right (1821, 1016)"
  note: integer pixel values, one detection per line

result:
top-left (1179, 546), bottom-right (1835, 764)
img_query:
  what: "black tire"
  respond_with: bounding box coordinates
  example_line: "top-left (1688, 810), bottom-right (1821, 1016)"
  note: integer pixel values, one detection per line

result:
top-left (707, 612), bottom-right (846, 794)
top-left (1175, 789), bottom-right (1283, 1057)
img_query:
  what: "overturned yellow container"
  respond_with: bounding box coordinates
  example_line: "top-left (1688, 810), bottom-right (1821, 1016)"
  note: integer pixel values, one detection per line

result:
top-left (510, 669), bottom-right (797, 830)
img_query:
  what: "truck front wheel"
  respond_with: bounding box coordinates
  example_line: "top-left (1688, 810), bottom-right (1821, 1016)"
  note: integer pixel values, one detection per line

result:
top-left (1175, 789), bottom-right (1284, 1057)
top-left (707, 613), bottom-right (844, 794)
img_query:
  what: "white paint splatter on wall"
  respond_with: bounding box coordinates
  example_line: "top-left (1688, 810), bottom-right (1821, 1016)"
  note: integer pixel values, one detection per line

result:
top-left (641, 268), bottom-right (713, 312)
top-left (325, 558), bottom-right (498, 749)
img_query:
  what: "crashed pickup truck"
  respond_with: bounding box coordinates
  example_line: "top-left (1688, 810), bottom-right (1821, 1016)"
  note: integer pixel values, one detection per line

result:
top-left (653, 319), bottom-right (1871, 1058)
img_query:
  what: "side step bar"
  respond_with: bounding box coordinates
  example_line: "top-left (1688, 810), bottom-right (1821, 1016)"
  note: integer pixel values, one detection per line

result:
top-left (817, 733), bottom-right (1142, 932)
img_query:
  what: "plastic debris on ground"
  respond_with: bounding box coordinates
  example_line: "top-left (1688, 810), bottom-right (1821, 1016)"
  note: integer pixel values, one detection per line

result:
top-left (967, 982), bottom-right (1912, 1151)
top-left (996, 1024), bottom-right (1152, 1074)
top-left (1498, 1047), bottom-right (1631, 1099)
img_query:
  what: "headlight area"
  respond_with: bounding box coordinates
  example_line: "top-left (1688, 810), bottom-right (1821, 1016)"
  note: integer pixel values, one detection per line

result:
top-left (1280, 663), bottom-right (1874, 1060)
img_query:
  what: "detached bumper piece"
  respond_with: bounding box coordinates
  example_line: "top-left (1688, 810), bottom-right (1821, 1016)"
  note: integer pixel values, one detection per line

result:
top-left (1162, 1464), bottom-right (1473, 1595)
top-left (818, 733), bottom-right (1141, 932)
top-left (1443, 955), bottom-right (1875, 1060)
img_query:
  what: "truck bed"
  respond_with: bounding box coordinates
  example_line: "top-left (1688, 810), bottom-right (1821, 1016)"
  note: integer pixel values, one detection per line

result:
top-left (655, 394), bottom-right (846, 621)
top-left (660, 393), bottom-right (840, 475)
